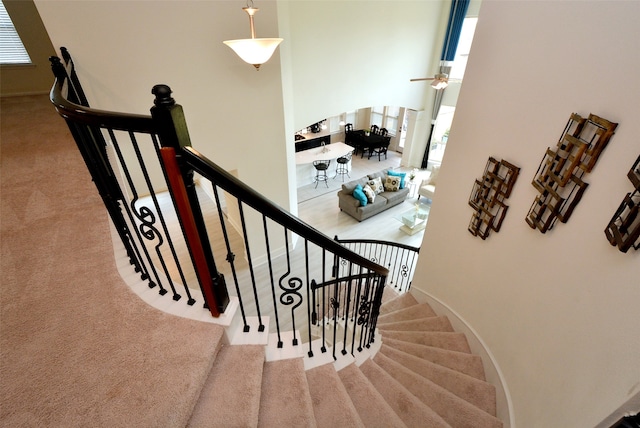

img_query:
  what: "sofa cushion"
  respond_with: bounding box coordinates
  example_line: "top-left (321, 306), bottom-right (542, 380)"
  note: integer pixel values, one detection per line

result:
top-left (427, 166), bottom-right (440, 185)
top-left (381, 187), bottom-right (409, 205)
top-left (362, 184), bottom-right (376, 203)
top-left (387, 170), bottom-right (407, 188)
top-left (384, 176), bottom-right (401, 192)
top-left (342, 176), bottom-right (370, 194)
top-left (368, 169), bottom-right (389, 181)
top-left (352, 184), bottom-right (368, 206)
top-left (366, 177), bottom-right (384, 194)
top-left (355, 194), bottom-right (387, 215)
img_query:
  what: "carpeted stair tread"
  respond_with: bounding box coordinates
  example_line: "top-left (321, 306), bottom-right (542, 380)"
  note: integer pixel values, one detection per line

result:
top-left (374, 352), bottom-right (503, 428)
top-left (306, 363), bottom-right (364, 427)
top-left (188, 344), bottom-right (265, 428)
top-left (337, 363), bottom-right (406, 428)
top-left (258, 358), bottom-right (316, 427)
top-left (382, 330), bottom-right (471, 353)
top-left (379, 292), bottom-right (418, 314)
top-left (377, 303), bottom-right (438, 324)
top-left (380, 344), bottom-right (497, 416)
top-left (381, 286), bottom-right (401, 305)
top-left (359, 359), bottom-right (451, 427)
top-left (378, 315), bottom-right (454, 332)
top-left (383, 337), bottom-right (486, 380)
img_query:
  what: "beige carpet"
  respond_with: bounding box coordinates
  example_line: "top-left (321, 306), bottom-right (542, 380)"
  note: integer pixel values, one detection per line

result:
top-left (0, 95), bottom-right (225, 427)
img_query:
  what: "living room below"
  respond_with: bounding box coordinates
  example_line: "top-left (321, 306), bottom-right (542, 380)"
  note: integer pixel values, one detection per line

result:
top-left (297, 149), bottom-right (431, 249)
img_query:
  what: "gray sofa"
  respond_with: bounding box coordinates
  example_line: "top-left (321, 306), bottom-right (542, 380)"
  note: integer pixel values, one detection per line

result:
top-left (337, 169), bottom-right (410, 221)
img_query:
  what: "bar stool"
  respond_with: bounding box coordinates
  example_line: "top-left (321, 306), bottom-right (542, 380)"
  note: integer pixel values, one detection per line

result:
top-left (313, 160), bottom-right (331, 188)
top-left (334, 151), bottom-right (352, 181)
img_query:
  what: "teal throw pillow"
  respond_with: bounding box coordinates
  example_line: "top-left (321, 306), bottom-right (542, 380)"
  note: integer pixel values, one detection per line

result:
top-left (387, 170), bottom-right (407, 189)
top-left (352, 184), bottom-right (368, 206)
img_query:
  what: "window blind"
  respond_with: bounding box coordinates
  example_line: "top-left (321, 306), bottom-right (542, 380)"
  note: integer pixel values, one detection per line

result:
top-left (0, 1), bottom-right (31, 65)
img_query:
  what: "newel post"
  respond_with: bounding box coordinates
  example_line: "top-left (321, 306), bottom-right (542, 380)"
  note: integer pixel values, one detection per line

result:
top-left (151, 84), bottom-right (229, 316)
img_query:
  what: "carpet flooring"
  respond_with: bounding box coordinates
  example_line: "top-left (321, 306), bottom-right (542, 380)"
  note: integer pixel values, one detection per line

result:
top-left (1, 95), bottom-right (225, 426)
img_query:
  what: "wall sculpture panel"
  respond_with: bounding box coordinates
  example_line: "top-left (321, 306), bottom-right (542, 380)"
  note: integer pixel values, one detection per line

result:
top-left (605, 155), bottom-right (640, 253)
top-left (526, 113), bottom-right (618, 233)
top-left (468, 157), bottom-right (520, 240)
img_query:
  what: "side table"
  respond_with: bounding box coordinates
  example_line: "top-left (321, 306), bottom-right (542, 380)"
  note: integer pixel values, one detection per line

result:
top-left (407, 179), bottom-right (419, 198)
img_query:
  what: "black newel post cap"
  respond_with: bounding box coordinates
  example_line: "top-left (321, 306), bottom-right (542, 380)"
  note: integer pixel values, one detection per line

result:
top-left (152, 84), bottom-right (175, 107)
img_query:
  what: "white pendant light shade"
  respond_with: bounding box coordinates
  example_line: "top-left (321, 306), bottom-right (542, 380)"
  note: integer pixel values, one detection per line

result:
top-left (223, 3), bottom-right (283, 70)
top-left (223, 38), bottom-right (283, 69)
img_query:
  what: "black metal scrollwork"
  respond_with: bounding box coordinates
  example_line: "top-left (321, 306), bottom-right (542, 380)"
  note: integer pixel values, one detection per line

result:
top-left (400, 264), bottom-right (409, 278)
top-left (134, 205), bottom-right (162, 243)
top-left (279, 276), bottom-right (303, 309)
top-left (357, 296), bottom-right (371, 326)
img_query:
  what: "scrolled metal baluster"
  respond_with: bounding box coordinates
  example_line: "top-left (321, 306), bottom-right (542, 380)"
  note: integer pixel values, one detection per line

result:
top-left (330, 294), bottom-right (340, 360)
top-left (279, 275), bottom-right (304, 345)
top-left (130, 199), bottom-right (167, 295)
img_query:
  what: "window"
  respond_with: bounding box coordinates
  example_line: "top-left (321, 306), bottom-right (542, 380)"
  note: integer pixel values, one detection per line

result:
top-left (449, 17), bottom-right (477, 80)
top-left (371, 106), bottom-right (384, 128)
top-left (429, 106), bottom-right (455, 166)
top-left (370, 106), bottom-right (400, 135)
top-left (428, 17), bottom-right (478, 166)
top-left (345, 110), bottom-right (357, 127)
top-left (0, 1), bottom-right (31, 65)
top-left (384, 106), bottom-right (400, 135)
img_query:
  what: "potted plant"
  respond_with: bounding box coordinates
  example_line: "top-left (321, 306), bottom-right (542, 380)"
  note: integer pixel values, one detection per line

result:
top-left (408, 168), bottom-right (418, 182)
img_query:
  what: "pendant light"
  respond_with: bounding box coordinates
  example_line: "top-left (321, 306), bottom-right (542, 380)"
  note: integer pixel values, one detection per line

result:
top-left (223, 1), bottom-right (283, 70)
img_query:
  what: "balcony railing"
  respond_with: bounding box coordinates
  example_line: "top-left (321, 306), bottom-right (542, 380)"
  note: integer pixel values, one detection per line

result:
top-left (334, 237), bottom-right (420, 294)
top-left (49, 47), bottom-right (389, 359)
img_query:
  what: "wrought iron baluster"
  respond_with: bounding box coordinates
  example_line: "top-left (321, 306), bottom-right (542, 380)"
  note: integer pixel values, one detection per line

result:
top-left (128, 131), bottom-right (182, 301)
top-left (278, 231), bottom-right (303, 346)
top-left (358, 274), bottom-right (374, 351)
top-left (331, 281), bottom-right (340, 361)
top-left (350, 277), bottom-right (363, 355)
top-left (107, 129), bottom-right (165, 294)
top-left (238, 201), bottom-right (264, 332)
top-left (341, 269), bottom-right (353, 356)
top-left (321, 249), bottom-right (327, 353)
top-left (263, 215), bottom-right (283, 348)
top-left (305, 240), bottom-right (313, 357)
top-left (211, 184), bottom-right (248, 329)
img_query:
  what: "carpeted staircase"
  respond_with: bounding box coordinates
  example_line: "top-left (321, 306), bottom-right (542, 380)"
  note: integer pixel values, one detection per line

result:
top-left (185, 292), bottom-right (503, 428)
top-left (1, 96), bottom-right (502, 427)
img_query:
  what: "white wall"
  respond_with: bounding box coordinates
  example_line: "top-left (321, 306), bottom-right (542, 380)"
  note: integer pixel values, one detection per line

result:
top-left (415, 1), bottom-right (640, 426)
top-left (35, 0), bottom-right (290, 209)
top-left (283, 1), bottom-right (445, 131)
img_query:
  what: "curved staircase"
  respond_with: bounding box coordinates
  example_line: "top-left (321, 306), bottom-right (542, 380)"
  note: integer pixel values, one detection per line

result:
top-left (185, 292), bottom-right (503, 428)
top-left (1, 95), bottom-right (503, 427)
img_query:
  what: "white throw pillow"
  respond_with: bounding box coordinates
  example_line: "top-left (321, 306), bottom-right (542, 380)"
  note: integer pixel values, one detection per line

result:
top-left (366, 177), bottom-right (384, 194)
top-left (362, 184), bottom-right (376, 203)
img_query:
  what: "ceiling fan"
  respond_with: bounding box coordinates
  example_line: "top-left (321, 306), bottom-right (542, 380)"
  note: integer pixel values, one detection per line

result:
top-left (410, 73), bottom-right (456, 89)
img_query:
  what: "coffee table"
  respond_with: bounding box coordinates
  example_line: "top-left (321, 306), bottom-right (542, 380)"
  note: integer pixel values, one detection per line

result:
top-left (396, 203), bottom-right (430, 235)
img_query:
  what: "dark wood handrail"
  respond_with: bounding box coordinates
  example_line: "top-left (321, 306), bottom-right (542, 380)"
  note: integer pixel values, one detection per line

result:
top-left (334, 236), bottom-right (420, 254)
top-left (310, 273), bottom-right (378, 291)
top-left (50, 58), bottom-right (156, 133)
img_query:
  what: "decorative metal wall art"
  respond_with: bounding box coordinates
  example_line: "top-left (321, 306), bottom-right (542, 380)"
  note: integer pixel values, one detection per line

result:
top-left (605, 155), bottom-right (640, 253)
top-left (526, 113), bottom-right (618, 233)
top-left (468, 157), bottom-right (520, 239)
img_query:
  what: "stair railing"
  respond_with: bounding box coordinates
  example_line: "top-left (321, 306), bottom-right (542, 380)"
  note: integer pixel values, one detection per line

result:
top-left (49, 48), bottom-right (388, 359)
top-left (334, 236), bottom-right (420, 294)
